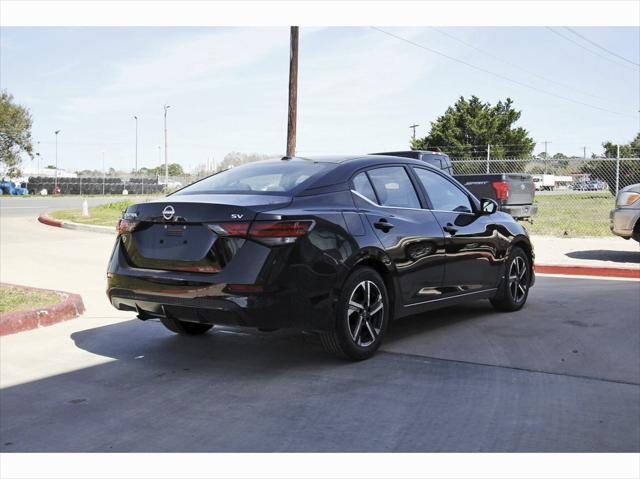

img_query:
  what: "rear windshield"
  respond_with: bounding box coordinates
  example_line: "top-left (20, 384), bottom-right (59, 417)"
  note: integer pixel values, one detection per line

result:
top-left (175, 160), bottom-right (336, 196)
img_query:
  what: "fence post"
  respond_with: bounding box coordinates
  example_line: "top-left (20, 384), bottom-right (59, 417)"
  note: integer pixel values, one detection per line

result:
top-left (79, 176), bottom-right (82, 196)
top-left (486, 144), bottom-right (490, 173)
top-left (615, 145), bottom-right (620, 194)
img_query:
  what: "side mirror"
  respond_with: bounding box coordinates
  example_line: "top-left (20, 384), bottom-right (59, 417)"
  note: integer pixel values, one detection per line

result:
top-left (480, 198), bottom-right (498, 215)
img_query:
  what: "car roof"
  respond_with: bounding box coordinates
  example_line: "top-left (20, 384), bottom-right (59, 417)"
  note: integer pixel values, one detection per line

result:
top-left (295, 154), bottom-right (445, 194)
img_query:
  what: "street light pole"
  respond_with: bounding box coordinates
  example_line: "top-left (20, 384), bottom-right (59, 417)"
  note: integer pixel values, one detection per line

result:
top-left (102, 150), bottom-right (106, 195)
top-left (54, 130), bottom-right (61, 192)
top-left (163, 105), bottom-right (170, 186)
top-left (36, 141), bottom-right (41, 175)
top-left (134, 115), bottom-right (138, 173)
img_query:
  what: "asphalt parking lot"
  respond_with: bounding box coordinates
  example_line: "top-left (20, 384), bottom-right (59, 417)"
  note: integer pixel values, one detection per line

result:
top-left (1, 276), bottom-right (638, 453)
top-left (1, 201), bottom-right (639, 452)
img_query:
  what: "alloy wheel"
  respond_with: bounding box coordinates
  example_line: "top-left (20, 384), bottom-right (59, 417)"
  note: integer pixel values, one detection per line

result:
top-left (347, 280), bottom-right (384, 347)
top-left (508, 256), bottom-right (528, 304)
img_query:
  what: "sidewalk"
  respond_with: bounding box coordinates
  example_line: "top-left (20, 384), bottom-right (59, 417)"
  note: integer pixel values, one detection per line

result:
top-left (532, 235), bottom-right (639, 271)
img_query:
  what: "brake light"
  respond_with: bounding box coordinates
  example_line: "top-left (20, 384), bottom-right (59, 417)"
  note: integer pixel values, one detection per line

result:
top-left (208, 220), bottom-right (314, 245)
top-left (249, 221), bottom-right (312, 237)
top-left (209, 222), bottom-right (251, 237)
top-left (116, 219), bottom-right (139, 236)
top-left (491, 180), bottom-right (509, 201)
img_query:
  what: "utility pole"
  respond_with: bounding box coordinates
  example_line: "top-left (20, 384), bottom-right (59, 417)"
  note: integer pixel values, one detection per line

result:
top-left (486, 144), bottom-right (490, 173)
top-left (163, 105), bottom-right (170, 186)
top-left (583, 146), bottom-right (587, 159)
top-left (54, 130), bottom-right (61, 192)
top-left (286, 26), bottom-right (299, 157)
top-left (409, 124), bottom-right (419, 141)
top-left (134, 115), bottom-right (138, 173)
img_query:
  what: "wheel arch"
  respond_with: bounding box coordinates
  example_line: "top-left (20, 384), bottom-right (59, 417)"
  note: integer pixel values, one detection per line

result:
top-left (510, 235), bottom-right (535, 285)
top-left (350, 253), bottom-right (398, 320)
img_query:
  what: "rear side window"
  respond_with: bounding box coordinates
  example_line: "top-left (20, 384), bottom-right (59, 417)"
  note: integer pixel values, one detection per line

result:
top-left (352, 172), bottom-right (378, 203)
top-left (175, 160), bottom-right (335, 195)
top-left (367, 167), bottom-right (421, 209)
top-left (413, 168), bottom-right (473, 213)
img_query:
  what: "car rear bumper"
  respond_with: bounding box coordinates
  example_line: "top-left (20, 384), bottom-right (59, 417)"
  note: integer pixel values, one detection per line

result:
top-left (106, 239), bottom-right (337, 331)
top-left (108, 281), bottom-right (296, 330)
top-left (502, 203), bottom-right (538, 219)
top-left (609, 207), bottom-right (640, 239)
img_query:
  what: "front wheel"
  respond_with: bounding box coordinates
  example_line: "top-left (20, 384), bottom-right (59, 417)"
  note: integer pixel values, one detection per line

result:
top-left (490, 246), bottom-right (531, 312)
top-left (319, 267), bottom-right (390, 361)
top-left (159, 316), bottom-right (213, 335)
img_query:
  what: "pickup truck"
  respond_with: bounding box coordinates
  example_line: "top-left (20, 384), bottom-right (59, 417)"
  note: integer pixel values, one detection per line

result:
top-left (371, 150), bottom-right (538, 221)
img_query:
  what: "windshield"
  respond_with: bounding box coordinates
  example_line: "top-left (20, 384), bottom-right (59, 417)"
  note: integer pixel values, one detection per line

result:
top-left (174, 160), bottom-right (336, 196)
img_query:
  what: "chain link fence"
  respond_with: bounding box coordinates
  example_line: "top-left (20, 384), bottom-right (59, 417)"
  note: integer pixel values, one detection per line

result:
top-left (24, 172), bottom-right (212, 196)
top-left (451, 156), bottom-right (640, 237)
top-left (22, 156), bottom-right (640, 238)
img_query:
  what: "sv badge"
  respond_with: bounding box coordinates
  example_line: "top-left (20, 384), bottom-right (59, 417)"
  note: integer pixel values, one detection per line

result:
top-left (231, 213), bottom-right (244, 219)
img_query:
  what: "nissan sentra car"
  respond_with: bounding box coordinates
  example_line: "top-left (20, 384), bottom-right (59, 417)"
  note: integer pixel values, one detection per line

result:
top-left (107, 154), bottom-right (535, 360)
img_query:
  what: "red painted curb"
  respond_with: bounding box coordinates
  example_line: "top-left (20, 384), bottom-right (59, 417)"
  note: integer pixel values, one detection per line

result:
top-left (37, 213), bottom-right (64, 228)
top-left (0, 284), bottom-right (85, 336)
top-left (535, 264), bottom-right (640, 279)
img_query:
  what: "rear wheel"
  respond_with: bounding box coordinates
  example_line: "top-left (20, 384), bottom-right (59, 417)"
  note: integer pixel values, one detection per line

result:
top-left (319, 267), bottom-right (390, 361)
top-left (159, 316), bottom-right (213, 335)
top-left (490, 246), bottom-right (531, 312)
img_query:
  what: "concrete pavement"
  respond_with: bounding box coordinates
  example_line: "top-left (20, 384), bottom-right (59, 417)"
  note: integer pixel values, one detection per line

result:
top-left (531, 235), bottom-right (639, 270)
top-left (0, 207), bottom-right (639, 452)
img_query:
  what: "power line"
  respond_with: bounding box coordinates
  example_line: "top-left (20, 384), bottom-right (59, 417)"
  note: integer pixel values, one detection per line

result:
top-left (429, 27), bottom-right (608, 102)
top-left (564, 27), bottom-right (640, 67)
top-left (370, 27), bottom-right (637, 118)
top-left (546, 27), bottom-right (638, 72)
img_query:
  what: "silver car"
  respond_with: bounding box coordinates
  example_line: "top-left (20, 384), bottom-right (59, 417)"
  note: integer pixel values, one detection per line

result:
top-left (610, 183), bottom-right (640, 242)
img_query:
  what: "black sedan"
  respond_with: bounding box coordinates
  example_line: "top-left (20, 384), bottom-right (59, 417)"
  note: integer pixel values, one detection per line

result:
top-left (107, 155), bottom-right (534, 360)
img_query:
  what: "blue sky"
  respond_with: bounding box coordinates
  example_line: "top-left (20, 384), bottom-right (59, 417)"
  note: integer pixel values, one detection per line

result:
top-left (1, 26), bottom-right (638, 173)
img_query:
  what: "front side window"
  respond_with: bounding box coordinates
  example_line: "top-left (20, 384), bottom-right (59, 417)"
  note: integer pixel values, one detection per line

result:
top-left (413, 168), bottom-right (473, 213)
top-left (367, 167), bottom-right (421, 209)
top-left (175, 160), bottom-right (335, 195)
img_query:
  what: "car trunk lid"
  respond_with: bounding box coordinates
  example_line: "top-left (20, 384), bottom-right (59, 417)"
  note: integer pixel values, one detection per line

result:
top-left (121, 194), bottom-right (291, 273)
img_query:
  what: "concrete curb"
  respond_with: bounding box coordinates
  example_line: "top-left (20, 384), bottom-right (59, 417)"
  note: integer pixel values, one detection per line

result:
top-left (0, 284), bottom-right (85, 336)
top-left (38, 212), bottom-right (115, 235)
top-left (536, 263), bottom-right (640, 279)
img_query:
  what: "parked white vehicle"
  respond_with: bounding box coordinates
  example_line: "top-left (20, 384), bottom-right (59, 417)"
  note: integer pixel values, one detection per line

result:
top-left (532, 174), bottom-right (555, 191)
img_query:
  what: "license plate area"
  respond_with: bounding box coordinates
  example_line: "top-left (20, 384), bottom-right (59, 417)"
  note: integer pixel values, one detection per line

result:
top-left (131, 223), bottom-right (216, 262)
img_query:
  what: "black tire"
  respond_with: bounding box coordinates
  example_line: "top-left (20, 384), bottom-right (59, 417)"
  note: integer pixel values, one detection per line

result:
top-left (490, 246), bottom-right (531, 312)
top-left (159, 316), bottom-right (213, 335)
top-left (319, 267), bottom-right (390, 361)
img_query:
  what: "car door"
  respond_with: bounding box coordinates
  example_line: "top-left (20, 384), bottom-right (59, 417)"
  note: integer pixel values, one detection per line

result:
top-left (411, 167), bottom-right (503, 294)
top-left (351, 166), bottom-right (446, 306)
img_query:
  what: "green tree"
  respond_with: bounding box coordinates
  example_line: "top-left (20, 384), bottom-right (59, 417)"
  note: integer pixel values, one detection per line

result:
top-left (0, 91), bottom-right (33, 177)
top-left (412, 96), bottom-right (535, 160)
top-left (602, 132), bottom-right (640, 158)
top-left (138, 163), bottom-right (185, 177)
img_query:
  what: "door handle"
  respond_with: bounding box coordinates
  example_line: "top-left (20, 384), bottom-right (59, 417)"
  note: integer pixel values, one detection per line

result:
top-left (443, 223), bottom-right (458, 235)
top-left (374, 218), bottom-right (394, 232)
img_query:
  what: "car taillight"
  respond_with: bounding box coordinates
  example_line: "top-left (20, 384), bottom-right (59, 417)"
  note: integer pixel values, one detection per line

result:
top-left (116, 219), bottom-right (139, 236)
top-left (491, 180), bottom-right (509, 201)
top-left (208, 220), bottom-right (314, 245)
top-left (208, 222), bottom-right (251, 237)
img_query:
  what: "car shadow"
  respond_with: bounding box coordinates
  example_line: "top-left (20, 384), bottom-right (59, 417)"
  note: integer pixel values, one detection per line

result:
top-left (566, 249), bottom-right (640, 264)
top-left (2, 280), bottom-right (639, 453)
